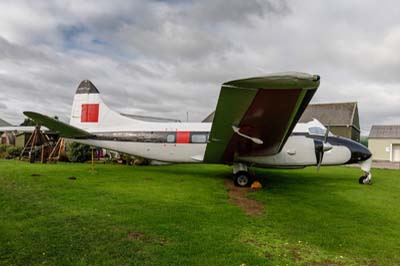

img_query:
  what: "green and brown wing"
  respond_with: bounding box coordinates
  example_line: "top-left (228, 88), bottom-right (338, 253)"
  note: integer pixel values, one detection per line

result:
top-left (203, 72), bottom-right (320, 164)
top-left (23, 112), bottom-right (93, 138)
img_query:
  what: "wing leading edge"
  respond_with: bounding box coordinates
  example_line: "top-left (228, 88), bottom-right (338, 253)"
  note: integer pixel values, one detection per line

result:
top-left (203, 72), bottom-right (320, 164)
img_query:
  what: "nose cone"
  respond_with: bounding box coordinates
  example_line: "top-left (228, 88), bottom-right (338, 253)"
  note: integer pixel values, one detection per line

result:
top-left (345, 139), bottom-right (372, 164)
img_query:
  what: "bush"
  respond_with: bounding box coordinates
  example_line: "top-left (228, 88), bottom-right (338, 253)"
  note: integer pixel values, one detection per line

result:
top-left (66, 142), bottom-right (92, 162)
top-left (0, 144), bottom-right (9, 153)
top-left (0, 144), bottom-right (22, 159)
top-left (6, 146), bottom-right (22, 158)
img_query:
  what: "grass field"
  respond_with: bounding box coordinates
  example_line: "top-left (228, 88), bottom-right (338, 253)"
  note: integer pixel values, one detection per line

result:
top-left (1, 160), bottom-right (399, 266)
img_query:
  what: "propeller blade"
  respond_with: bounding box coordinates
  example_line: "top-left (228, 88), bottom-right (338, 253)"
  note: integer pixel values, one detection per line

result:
top-left (324, 125), bottom-right (330, 143)
top-left (317, 151), bottom-right (324, 171)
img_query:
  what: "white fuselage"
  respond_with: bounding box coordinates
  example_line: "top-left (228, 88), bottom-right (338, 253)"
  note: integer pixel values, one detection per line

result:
top-left (68, 87), bottom-right (367, 170)
top-left (70, 120), bottom-right (352, 168)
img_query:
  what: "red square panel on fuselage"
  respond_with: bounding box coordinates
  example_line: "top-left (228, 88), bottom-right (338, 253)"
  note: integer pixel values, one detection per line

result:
top-left (81, 104), bottom-right (99, 122)
top-left (176, 131), bottom-right (190, 143)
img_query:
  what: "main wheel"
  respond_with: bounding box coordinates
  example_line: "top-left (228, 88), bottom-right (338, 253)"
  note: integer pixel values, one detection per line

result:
top-left (233, 171), bottom-right (252, 187)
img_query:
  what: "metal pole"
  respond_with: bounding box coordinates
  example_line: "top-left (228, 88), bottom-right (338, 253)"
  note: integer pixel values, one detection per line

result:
top-left (91, 148), bottom-right (94, 172)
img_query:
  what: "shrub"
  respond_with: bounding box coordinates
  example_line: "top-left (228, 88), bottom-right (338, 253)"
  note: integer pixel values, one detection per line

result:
top-left (0, 144), bottom-right (9, 153)
top-left (66, 142), bottom-right (92, 162)
top-left (6, 146), bottom-right (22, 158)
top-left (0, 145), bottom-right (22, 159)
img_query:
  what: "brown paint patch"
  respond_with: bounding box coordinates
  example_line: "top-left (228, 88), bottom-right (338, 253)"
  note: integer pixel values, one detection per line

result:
top-left (225, 180), bottom-right (264, 216)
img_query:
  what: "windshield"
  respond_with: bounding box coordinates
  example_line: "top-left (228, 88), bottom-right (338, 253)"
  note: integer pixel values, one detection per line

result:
top-left (308, 126), bottom-right (326, 136)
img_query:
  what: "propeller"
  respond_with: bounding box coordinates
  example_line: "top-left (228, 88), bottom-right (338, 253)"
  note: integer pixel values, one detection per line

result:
top-left (316, 125), bottom-right (332, 171)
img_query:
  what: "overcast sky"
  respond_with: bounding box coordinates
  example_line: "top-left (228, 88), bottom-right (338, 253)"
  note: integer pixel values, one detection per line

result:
top-left (0, 0), bottom-right (399, 134)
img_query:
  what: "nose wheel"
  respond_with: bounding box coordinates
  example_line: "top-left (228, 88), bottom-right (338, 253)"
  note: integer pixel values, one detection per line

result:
top-left (359, 172), bottom-right (372, 185)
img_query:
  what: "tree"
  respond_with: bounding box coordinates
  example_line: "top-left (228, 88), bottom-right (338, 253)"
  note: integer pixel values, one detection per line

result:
top-left (66, 142), bottom-right (92, 162)
top-left (20, 118), bottom-right (36, 126)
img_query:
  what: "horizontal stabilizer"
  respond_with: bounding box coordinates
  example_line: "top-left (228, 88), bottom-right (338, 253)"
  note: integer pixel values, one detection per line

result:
top-left (0, 126), bottom-right (48, 133)
top-left (23, 112), bottom-right (93, 138)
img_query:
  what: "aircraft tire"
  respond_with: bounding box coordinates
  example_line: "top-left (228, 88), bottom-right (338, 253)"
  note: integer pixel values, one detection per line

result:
top-left (358, 174), bottom-right (372, 185)
top-left (233, 171), bottom-right (252, 187)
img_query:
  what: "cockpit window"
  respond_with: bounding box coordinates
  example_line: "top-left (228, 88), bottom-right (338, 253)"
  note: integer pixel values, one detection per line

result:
top-left (308, 127), bottom-right (326, 136)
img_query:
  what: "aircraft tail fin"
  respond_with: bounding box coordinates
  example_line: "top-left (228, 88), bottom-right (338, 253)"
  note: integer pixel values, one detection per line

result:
top-left (70, 80), bottom-right (142, 131)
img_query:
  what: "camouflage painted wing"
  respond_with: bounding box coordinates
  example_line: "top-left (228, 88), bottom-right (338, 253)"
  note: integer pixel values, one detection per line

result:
top-left (203, 72), bottom-right (320, 164)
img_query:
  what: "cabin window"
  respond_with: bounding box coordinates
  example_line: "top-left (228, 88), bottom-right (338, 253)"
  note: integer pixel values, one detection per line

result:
top-left (308, 127), bottom-right (326, 136)
top-left (191, 134), bottom-right (207, 143)
top-left (167, 134), bottom-right (175, 143)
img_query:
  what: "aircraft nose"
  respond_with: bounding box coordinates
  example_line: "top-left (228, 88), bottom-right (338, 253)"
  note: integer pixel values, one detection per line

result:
top-left (345, 139), bottom-right (372, 164)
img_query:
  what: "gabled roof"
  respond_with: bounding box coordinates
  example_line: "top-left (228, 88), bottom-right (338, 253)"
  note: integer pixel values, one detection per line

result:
top-left (202, 111), bottom-right (215, 123)
top-left (0, 118), bottom-right (12, 127)
top-left (299, 102), bottom-right (358, 127)
top-left (369, 125), bottom-right (400, 139)
top-left (203, 102), bottom-right (359, 126)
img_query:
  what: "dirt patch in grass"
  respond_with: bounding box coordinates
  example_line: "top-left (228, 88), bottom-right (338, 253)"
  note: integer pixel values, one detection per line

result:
top-left (128, 231), bottom-right (146, 241)
top-left (304, 260), bottom-right (345, 266)
top-left (224, 180), bottom-right (264, 216)
top-left (127, 231), bottom-right (168, 246)
top-left (363, 260), bottom-right (378, 266)
top-left (31, 173), bottom-right (41, 177)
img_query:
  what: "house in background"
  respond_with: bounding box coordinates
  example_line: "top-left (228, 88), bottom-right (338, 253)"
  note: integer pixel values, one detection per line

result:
top-left (0, 118), bottom-right (12, 128)
top-left (299, 102), bottom-right (360, 142)
top-left (0, 118), bottom-right (13, 145)
top-left (1, 131), bottom-right (15, 145)
top-left (368, 125), bottom-right (400, 162)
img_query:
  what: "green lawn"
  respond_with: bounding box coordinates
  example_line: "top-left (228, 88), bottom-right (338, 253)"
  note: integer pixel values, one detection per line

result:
top-left (0, 160), bottom-right (399, 266)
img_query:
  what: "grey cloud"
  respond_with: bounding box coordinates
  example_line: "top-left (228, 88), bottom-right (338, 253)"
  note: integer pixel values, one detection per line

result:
top-left (0, 0), bottom-right (399, 130)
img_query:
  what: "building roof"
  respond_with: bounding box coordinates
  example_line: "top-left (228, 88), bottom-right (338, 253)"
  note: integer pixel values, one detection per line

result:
top-left (299, 102), bottom-right (358, 127)
top-left (0, 118), bottom-right (12, 127)
top-left (369, 125), bottom-right (400, 139)
top-left (203, 102), bottom-right (359, 126)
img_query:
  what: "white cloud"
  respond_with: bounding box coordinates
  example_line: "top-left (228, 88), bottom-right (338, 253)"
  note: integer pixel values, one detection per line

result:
top-left (0, 0), bottom-right (399, 133)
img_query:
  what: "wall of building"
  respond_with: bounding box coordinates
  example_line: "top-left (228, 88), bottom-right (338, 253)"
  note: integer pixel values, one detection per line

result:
top-left (368, 138), bottom-right (400, 161)
top-left (330, 126), bottom-right (351, 139)
top-left (328, 126), bottom-right (360, 142)
top-left (351, 127), bottom-right (360, 142)
top-left (15, 133), bottom-right (31, 148)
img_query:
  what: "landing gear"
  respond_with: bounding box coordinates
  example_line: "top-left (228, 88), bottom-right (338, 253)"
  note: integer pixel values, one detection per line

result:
top-left (359, 158), bottom-right (372, 185)
top-left (234, 171), bottom-right (252, 187)
top-left (232, 163), bottom-right (252, 187)
top-left (359, 172), bottom-right (372, 185)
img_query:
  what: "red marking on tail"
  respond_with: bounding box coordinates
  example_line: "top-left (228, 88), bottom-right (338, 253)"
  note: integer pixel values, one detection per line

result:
top-left (176, 131), bottom-right (190, 143)
top-left (81, 104), bottom-right (99, 122)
